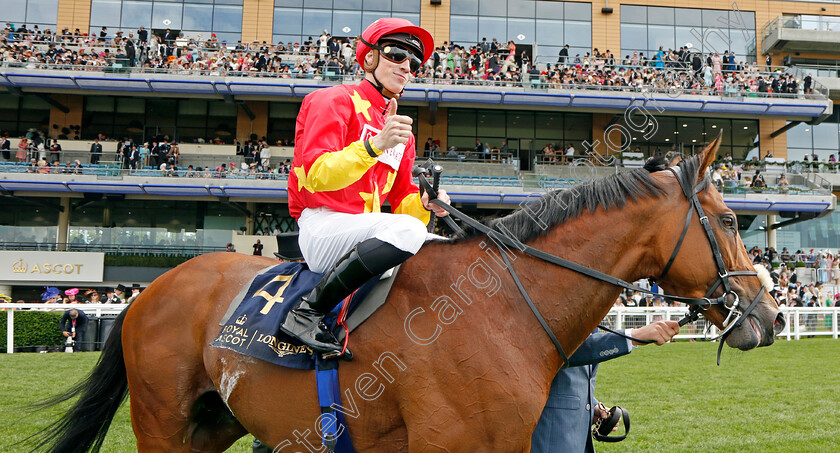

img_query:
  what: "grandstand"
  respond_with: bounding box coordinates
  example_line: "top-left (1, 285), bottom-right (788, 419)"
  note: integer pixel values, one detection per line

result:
top-left (1, 0), bottom-right (839, 302)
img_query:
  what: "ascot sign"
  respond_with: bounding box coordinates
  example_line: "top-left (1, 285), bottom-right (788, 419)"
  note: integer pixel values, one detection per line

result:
top-left (1, 251), bottom-right (105, 282)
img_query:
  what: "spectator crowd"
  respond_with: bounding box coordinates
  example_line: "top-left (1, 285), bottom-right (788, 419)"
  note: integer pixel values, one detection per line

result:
top-left (1, 23), bottom-right (815, 97)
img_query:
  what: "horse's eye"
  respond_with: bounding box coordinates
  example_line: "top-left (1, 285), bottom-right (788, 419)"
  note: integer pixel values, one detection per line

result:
top-left (722, 216), bottom-right (735, 228)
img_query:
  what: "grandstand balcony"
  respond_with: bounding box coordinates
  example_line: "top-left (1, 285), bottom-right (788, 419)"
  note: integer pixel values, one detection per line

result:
top-left (0, 64), bottom-right (831, 122)
top-left (1, 159), bottom-right (834, 218)
top-left (762, 15), bottom-right (840, 56)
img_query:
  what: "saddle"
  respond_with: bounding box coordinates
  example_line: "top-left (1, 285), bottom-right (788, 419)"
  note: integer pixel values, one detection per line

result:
top-left (212, 232), bottom-right (399, 369)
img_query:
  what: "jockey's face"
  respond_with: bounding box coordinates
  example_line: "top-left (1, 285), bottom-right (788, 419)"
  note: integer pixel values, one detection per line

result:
top-left (367, 49), bottom-right (412, 95)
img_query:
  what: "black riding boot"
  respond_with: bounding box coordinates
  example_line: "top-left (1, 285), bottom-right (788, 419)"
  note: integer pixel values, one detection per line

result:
top-left (280, 238), bottom-right (413, 354)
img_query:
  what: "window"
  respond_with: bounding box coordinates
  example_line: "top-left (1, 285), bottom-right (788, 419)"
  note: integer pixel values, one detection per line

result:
top-left (0, 94), bottom-right (50, 138)
top-left (212, 4), bottom-right (242, 32)
top-left (620, 6), bottom-right (756, 63)
top-left (121, 1), bottom-right (153, 29)
top-left (182, 4), bottom-right (213, 31)
top-left (152, 2), bottom-right (184, 29)
top-left (448, 109), bottom-right (592, 156)
top-left (90, 0), bottom-right (242, 41)
top-left (25, 0), bottom-right (59, 25)
top-left (275, 0), bottom-right (419, 43)
top-left (0, 0), bottom-right (26, 23)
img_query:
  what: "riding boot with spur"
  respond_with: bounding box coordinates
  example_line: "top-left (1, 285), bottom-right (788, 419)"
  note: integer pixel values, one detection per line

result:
top-left (280, 238), bottom-right (413, 354)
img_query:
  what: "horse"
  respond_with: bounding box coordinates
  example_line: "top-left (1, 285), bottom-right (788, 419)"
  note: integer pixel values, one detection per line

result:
top-left (35, 136), bottom-right (784, 452)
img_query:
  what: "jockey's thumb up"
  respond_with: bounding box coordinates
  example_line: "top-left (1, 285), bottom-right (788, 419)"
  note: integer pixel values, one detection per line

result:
top-left (630, 319), bottom-right (680, 346)
top-left (371, 98), bottom-right (413, 152)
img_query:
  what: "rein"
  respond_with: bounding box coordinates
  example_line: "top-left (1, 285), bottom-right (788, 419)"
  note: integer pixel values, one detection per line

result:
top-left (415, 162), bottom-right (767, 366)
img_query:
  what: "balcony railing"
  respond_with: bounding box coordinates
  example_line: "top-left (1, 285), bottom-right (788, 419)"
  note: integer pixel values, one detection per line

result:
top-left (763, 15), bottom-right (840, 40)
top-left (0, 242), bottom-right (225, 256)
top-left (0, 62), bottom-right (829, 101)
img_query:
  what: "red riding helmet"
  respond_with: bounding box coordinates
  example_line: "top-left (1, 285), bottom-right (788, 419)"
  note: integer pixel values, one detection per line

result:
top-left (356, 18), bottom-right (434, 69)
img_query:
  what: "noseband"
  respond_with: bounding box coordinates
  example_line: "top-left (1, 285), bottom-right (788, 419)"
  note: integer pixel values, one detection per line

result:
top-left (417, 163), bottom-right (768, 366)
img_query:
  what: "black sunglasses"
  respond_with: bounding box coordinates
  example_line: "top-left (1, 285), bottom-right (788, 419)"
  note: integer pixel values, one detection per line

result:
top-left (377, 44), bottom-right (422, 72)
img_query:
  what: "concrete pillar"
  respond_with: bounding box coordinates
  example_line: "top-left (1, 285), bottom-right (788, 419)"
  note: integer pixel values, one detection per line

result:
top-left (759, 119), bottom-right (788, 160)
top-left (241, 0), bottom-right (275, 44)
top-left (103, 204), bottom-right (112, 246)
top-left (0, 285), bottom-right (12, 298)
top-left (766, 214), bottom-right (777, 250)
top-left (420, 0), bottom-right (450, 46)
top-left (236, 101), bottom-right (269, 144)
top-left (49, 94), bottom-right (84, 142)
top-left (246, 202), bottom-right (256, 235)
top-left (417, 105), bottom-right (448, 157)
top-left (57, 0), bottom-right (92, 34)
top-left (58, 197), bottom-right (71, 251)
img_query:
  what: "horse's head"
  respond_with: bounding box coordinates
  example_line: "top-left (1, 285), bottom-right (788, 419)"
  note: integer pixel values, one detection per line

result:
top-left (653, 134), bottom-right (784, 351)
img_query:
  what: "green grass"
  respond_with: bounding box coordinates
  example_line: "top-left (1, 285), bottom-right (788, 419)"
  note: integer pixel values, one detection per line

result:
top-left (597, 338), bottom-right (840, 453)
top-left (0, 352), bottom-right (253, 452)
top-left (1, 340), bottom-right (838, 452)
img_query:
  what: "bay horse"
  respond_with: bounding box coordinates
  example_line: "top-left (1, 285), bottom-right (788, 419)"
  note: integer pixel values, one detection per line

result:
top-left (36, 136), bottom-right (784, 452)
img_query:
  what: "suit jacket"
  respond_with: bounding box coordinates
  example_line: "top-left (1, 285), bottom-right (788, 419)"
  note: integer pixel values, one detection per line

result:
top-left (60, 309), bottom-right (89, 334)
top-left (90, 143), bottom-right (102, 154)
top-left (530, 331), bottom-right (632, 453)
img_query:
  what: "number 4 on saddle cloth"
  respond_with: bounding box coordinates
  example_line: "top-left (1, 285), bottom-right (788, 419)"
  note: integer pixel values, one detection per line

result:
top-left (211, 261), bottom-right (398, 370)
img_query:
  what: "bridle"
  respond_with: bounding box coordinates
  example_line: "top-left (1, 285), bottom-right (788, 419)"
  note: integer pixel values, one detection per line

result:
top-left (415, 161), bottom-right (768, 367)
top-left (658, 166), bottom-right (768, 364)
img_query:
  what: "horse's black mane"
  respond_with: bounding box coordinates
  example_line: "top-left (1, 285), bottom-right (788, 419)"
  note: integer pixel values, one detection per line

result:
top-left (455, 155), bottom-right (702, 243)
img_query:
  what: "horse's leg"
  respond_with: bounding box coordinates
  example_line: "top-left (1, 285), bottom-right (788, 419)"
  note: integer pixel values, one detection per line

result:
top-left (123, 279), bottom-right (248, 451)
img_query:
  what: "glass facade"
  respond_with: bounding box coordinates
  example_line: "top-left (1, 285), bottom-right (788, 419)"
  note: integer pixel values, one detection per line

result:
top-left (89, 0), bottom-right (243, 44)
top-left (272, 0), bottom-right (421, 45)
top-left (626, 116), bottom-right (758, 160)
top-left (620, 5), bottom-right (756, 63)
top-left (0, 0), bottom-right (59, 32)
top-left (0, 94), bottom-right (51, 138)
top-left (450, 0), bottom-right (592, 64)
top-left (741, 210), bottom-right (840, 252)
top-left (0, 197), bottom-right (59, 245)
top-left (68, 200), bottom-right (246, 248)
top-left (81, 96), bottom-right (238, 144)
top-left (786, 110), bottom-right (840, 161)
top-left (447, 109), bottom-right (592, 157)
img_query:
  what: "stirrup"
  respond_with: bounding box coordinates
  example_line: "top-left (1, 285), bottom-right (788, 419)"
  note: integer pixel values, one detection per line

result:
top-left (321, 348), bottom-right (353, 361)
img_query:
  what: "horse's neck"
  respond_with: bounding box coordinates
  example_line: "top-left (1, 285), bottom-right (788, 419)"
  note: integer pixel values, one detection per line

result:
top-left (520, 199), bottom-right (664, 362)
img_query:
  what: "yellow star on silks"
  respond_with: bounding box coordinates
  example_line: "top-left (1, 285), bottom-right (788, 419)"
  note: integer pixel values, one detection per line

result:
top-left (359, 182), bottom-right (381, 213)
top-left (293, 165), bottom-right (315, 193)
top-left (349, 90), bottom-right (372, 121)
top-left (381, 171), bottom-right (397, 196)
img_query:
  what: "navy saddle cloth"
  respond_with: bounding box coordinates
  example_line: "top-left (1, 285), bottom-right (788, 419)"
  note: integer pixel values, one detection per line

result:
top-left (210, 262), bottom-right (380, 370)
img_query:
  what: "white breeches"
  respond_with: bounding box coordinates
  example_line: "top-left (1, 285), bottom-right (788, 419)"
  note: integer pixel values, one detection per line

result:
top-left (297, 207), bottom-right (430, 273)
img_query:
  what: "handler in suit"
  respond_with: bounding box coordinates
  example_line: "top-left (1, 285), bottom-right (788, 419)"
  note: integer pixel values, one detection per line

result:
top-left (60, 308), bottom-right (89, 352)
top-left (531, 319), bottom-right (680, 452)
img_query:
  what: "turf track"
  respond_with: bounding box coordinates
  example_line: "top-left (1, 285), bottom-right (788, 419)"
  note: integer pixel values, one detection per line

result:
top-left (1, 338), bottom-right (837, 452)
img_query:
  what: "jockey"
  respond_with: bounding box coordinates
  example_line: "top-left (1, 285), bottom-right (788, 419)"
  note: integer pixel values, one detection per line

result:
top-left (281, 18), bottom-right (451, 354)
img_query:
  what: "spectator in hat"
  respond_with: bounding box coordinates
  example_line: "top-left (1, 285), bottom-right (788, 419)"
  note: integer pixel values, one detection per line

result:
top-left (60, 308), bottom-right (88, 351)
top-left (104, 288), bottom-right (122, 304)
top-left (41, 286), bottom-right (61, 304)
top-left (115, 284), bottom-right (128, 302)
top-left (85, 289), bottom-right (101, 304)
top-left (65, 288), bottom-right (80, 303)
top-left (127, 284), bottom-right (142, 304)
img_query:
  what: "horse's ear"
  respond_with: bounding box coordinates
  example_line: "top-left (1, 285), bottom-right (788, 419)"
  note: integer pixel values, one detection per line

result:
top-left (697, 131), bottom-right (722, 183)
top-left (668, 155), bottom-right (683, 166)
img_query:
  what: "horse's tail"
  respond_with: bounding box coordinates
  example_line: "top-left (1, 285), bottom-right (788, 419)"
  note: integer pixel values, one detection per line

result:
top-left (28, 305), bottom-right (131, 453)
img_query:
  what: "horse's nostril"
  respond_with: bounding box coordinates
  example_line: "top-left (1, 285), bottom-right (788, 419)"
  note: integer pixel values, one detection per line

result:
top-left (774, 312), bottom-right (786, 333)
